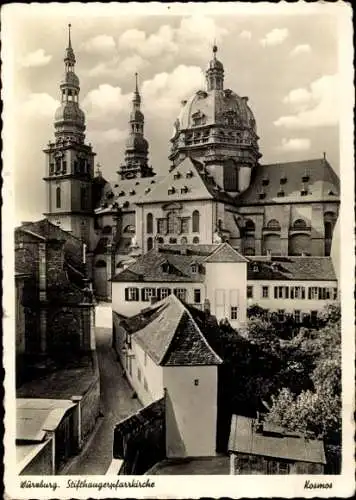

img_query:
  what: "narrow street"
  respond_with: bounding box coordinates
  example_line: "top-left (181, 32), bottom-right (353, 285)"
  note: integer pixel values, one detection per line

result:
top-left (61, 304), bottom-right (141, 475)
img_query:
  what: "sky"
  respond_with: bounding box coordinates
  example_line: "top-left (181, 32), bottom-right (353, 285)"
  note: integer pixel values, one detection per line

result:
top-left (2, 3), bottom-right (347, 225)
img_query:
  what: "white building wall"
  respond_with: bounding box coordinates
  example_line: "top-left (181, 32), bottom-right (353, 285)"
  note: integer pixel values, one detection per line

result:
top-left (127, 340), bottom-right (164, 407)
top-left (111, 281), bottom-right (205, 317)
top-left (290, 205), bottom-right (312, 225)
top-left (163, 365), bottom-right (218, 458)
top-left (205, 262), bottom-right (247, 328)
top-left (247, 279), bottom-right (338, 314)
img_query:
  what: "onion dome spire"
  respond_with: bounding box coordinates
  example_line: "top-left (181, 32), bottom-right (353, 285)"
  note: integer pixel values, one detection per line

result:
top-left (206, 43), bottom-right (224, 91)
top-left (54, 24), bottom-right (85, 143)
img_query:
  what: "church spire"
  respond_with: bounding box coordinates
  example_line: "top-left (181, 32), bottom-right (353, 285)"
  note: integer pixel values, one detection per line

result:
top-left (54, 24), bottom-right (85, 144)
top-left (206, 43), bottom-right (224, 91)
top-left (117, 73), bottom-right (154, 180)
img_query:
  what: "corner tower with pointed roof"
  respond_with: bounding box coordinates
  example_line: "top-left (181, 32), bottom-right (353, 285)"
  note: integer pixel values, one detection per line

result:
top-left (117, 73), bottom-right (154, 180)
top-left (169, 45), bottom-right (261, 195)
top-left (43, 24), bottom-right (96, 246)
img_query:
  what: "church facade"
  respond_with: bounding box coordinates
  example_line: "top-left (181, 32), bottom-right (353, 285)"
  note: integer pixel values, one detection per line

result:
top-left (43, 30), bottom-right (340, 300)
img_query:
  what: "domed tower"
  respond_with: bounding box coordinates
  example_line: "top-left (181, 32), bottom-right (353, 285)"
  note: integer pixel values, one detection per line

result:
top-left (117, 73), bottom-right (154, 180)
top-left (169, 45), bottom-right (261, 194)
top-left (43, 25), bottom-right (96, 245)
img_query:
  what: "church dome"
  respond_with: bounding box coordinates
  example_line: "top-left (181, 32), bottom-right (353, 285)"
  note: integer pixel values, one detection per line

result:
top-left (54, 102), bottom-right (85, 124)
top-left (177, 88), bottom-right (257, 132)
top-left (125, 134), bottom-right (148, 152)
top-left (60, 71), bottom-right (80, 88)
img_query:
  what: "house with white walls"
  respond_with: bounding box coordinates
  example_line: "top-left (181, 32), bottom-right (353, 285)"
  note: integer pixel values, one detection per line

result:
top-left (111, 242), bottom-right (249, 329)
top-left (112, 294), bottom-right (222, 458)
top-left (247, 256), bottom-right (338, 322)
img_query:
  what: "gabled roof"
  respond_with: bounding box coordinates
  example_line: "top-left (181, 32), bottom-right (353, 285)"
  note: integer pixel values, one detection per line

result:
top-left (111, 243), bottom-right (245, 283)
top-left (204, 242), bottom-right (248, 263)
top-left (247, 256), bottom-right (337, 281)
top-left (118, 294), bottom-right (222, 366)
top-left (134, 157), bottom-right (236, 205)
top-left (229, 415), bottom-right (326, 464)
top-left (238, 158), bottom-right (340, 205)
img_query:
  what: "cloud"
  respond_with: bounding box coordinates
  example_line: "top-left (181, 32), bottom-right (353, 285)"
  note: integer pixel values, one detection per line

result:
top-left (20, 49), bottom-right (52, 68)
top-left (239, 30), bottom-right (252, 40)
top-left (119, 25), bottom-right (177, 59)
top-left (276, 138), bottom-right (311, 152)
top-left (82, 84), bottom-right (131, 120)
top-left (290, 44), bottom-right (311, 56)
top-left (260, 28), bottom-right (289, 47)
top-left (21, 93), bottom-right (59, 118)
top-left (142, 65), bottom-right (205, 119)
top-left (274, 74), bottom-right (339, 128)
top-left (88, 128), bottom-right (126, 144)
top-left (87, 54), bottom-right (148, 79)
top-left (118, 16), bottom-right (227, 60)
top-left (81, 35), bottom-right (117, 55)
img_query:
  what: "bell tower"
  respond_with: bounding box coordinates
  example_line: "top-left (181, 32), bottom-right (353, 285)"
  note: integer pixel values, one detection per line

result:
top-left (43, 24), bottom-right (96, 246)
top-left (117, 73), bottom-right (154, 180)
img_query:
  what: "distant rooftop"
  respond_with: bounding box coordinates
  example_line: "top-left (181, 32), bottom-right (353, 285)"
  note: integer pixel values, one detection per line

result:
top-left (146, 455), bottom-right (230, 475)
top-left (229, 415), bottom-right (326, 464)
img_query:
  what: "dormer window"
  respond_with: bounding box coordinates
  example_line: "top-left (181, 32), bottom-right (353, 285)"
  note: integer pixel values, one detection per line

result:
top-left (123, 201), bottom-right (129, 208)
top-left (280, 175), bottom-right (287, 185)
top-left (328, 190), bottom-right (335, 196)
top-left (129, 189), bottom-right (136, 195)
top-left (173, 172), bottom-right (181, 180)
top-left (168, 187), bottom-right (176, 195)
top-left (277, 190), bottom-right (285, 197)
top-left (119, 190), bottom-right (125, 196)
top-left (145, 187), bottom-right (151, 194)
top-left (302, 171), bottom-right (310, 183)
top-left (259, 192), bottom-right (266, 200)
top-left (181, 186), bottom-right (189, 194)
top-left (114, 184), bottom-right (119, 188)
top-left (262, 177), bottom-right (269, 186)
top-left (301, 189), bottom-right (308, 196)
top-left (191, 263), bottom-right (199, 273)
top-left (186, 170), bottom-right (193, 178)
top-left (192, 110), bottom-right (206, 126)
top-left (151, 180), bottom-right (155, 184)
top-left (161, 261), bottom-right (171, 273)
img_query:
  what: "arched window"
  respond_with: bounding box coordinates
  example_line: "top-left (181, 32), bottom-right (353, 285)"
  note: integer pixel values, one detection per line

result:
top-left (123, 225), bottom-right (135, 234)
top-left (193, 236), bottom-right (200, 244)
top-left (146, 213), bottom-right (153, 234)
top-left (167, 212), bottom-right (175, 234)
top-left (245, 219), bottom-right (255, 231)
top-left (192, 210), bottom-right (200, 233)
top-left (324, 222), bottom-right (332, 240)
top-left (147, 237), bottom-right (153, 251)
top-left (180, 236), bottom-right (188, 245)
top-left (293, 219), bottom-right (307, 230)
top-left (266, 219), bottom-right (281, 230)
top-left (95, 260), bottom-right (106, 268)
top-left (169, 237), bottom-right (177, 244)
top-left (56, 186), bottom-right (61, 208)
top-left (80, 187), bottom-right (87, 210)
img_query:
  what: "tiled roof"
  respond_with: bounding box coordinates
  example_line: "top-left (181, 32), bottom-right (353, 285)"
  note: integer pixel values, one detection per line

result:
top-left (238, 158), bottom-right (340, 205)
top-left (134, 157), bottom-right (236, 205)
top-left (111, 243), bottom-right (237, 283)
top-left (228, 415), bottom-right (326, 464)
top-left (247, 256), bottom-right (336, 281)
top-left (205, 242), bottom-right (248, 263)
top-left (119, 295), bottom-right (222, 366)
top-left (95, 175), bottom-right (164, 214)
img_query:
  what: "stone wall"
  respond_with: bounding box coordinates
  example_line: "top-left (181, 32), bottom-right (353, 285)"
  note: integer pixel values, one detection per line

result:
top-left (113, 397), bottom-right (165, 475)
top-left (80, 355), bottom-right (101, 443)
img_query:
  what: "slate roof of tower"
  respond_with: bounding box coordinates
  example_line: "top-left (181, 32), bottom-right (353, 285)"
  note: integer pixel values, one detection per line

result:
top-left (238, 158), bottom-right (340, 205)
top-left (247, 256), bottom-right (337, 281)
top-left (117, 294), bottom-right (222, 366)
top-left (204, 243), bottom-right (248, 263)
top-left (111, 243), bottom-right (243, 283)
